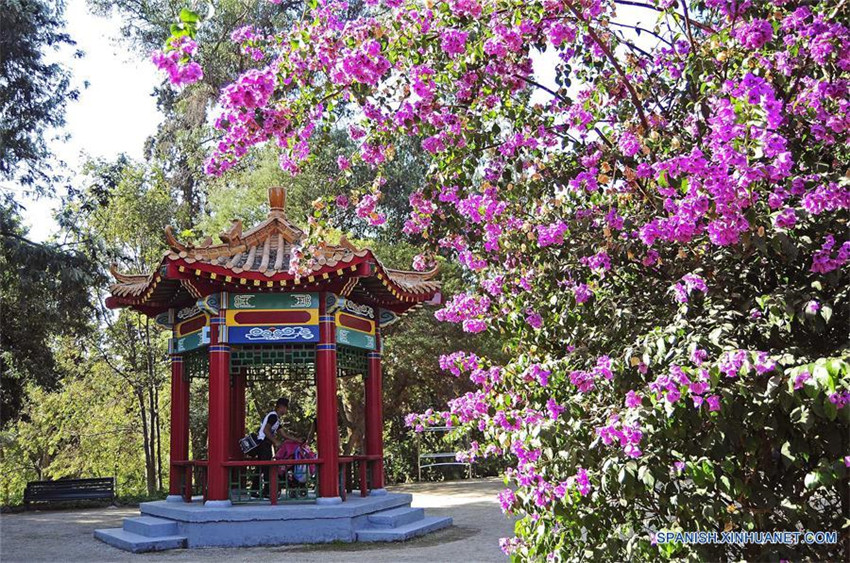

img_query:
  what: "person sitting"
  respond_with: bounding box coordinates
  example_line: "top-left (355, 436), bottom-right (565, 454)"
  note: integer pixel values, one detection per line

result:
top-left (255, 397), bottom-right (299, 498)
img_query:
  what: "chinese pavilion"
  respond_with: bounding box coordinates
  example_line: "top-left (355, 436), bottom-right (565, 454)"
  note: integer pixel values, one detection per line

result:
top-left (105, 186), bottom-right (441, 510)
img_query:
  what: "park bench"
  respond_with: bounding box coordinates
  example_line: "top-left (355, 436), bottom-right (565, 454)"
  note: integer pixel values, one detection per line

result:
top-left (416, 426), bottom-right (474, 480)
top-left (24, 477), bottom-right (115, 508)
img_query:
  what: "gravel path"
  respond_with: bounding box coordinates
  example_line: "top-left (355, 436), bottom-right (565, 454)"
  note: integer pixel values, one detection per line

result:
top-left (0, 478), bottom-right (513, 562)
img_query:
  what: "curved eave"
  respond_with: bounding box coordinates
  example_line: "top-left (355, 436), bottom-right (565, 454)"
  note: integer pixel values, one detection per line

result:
top-left (108, 252), bottom-right (441, 316)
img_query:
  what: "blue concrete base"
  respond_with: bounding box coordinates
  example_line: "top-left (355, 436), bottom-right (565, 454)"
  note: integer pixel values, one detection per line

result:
top-left (94, 492), bottom-right (452, 552)
top-left (94, 528), bottom-right (186, 552)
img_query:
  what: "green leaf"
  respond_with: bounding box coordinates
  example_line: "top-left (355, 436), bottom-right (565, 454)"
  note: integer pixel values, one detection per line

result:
top-left (780, 441), bottom-right (795, 464)
top-left (803, 472), bottom-right (820, 490)
top-left (641, 469), bottom-right (656, 489)
top-left (170, 23), bottom-right (188, 38)
top-left (791, 405), bottom-right (812, 429)
top-left (179, 8), bottom-right (200, 23)
top-left (823, 396), bottom-right (837, 421)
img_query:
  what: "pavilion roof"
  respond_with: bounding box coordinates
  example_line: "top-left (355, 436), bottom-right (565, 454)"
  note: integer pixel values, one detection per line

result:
top-left (107, 187), bottom-right (440, 315)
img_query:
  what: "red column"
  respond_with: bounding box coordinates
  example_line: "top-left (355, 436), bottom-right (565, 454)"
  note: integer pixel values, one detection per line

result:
top-left (206, 314), bottom-right (231, 505)
top-left (167, 354), bottom-right (189, 500)
top-left (316, 293), bottom-right (341, 502)
top-left (365, 318), bottom-right (385, 491)
top-left (230, 369), bottom-right (247, 460)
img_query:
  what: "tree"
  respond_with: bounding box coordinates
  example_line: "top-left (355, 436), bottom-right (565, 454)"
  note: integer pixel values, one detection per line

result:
top-left (0, 201), bottom-right (100, 424)
top-left (0, 0), bottom-right (78, 191)
top-left (178, 0), bottom-right (850, 560)
top-left (0, 335), bottom-right (160, 505)
top-left (62, 156), bottom-right (176, 494)
top-left (0, 0), bottom-right (98, 425)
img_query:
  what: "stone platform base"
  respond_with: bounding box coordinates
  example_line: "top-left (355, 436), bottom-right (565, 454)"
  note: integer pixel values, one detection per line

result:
top-left (94, 493), bottom-right (452, 552)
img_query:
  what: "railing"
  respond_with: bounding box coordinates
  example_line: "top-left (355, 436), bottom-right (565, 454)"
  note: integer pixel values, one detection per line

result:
top-left (224, 459), bottom-right (321, 505)
top-left (172, 460), bottom-right (207, 502)
top-left (174, 455), bottom-right (383, 504)
top-left (338, 454), bottom-right (382, 501)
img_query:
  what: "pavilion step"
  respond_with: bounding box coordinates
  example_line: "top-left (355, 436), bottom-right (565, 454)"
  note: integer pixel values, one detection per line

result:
top-left (94, 528), bottom-right (186, 553)
top-left (367, 506), bottom-right (425, 528)
top-left (123, 516), bottom-right (179, 537)
top-left (356, 515), bottom-right (452, 542)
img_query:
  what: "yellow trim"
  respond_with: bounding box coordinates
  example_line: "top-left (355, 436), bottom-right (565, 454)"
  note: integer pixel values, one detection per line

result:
top-left (334, 311), bottom-right (375, 335)
top-left (210, 273), bottom-right (217, 280)
top-left (179, 266), bottom-right (186, 272)
top-left (176, 313), bottom-right (210, 337)
top-left (253, 279), bottom-right (260, 286)
top-left (322, 273), bottom-right (329, 279)
top-left (225, 276), bottom-right (232, 282)
top-left (308, 275), bottom-right (315, 283)
top-left (226, 308), bottom-right (318, 326)
top-left (195, 269), bottom-right (201, 276)
top-left (240, 278), bottom-right (247, 285)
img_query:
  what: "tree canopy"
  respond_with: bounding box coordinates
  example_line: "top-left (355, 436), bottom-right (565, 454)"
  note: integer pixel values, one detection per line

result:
top-left (0, 0), bottom-right (78, 191)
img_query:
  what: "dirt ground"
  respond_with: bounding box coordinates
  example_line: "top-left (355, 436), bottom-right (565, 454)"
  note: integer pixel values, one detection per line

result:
top-left (0, 477), bottom-right (514, 562)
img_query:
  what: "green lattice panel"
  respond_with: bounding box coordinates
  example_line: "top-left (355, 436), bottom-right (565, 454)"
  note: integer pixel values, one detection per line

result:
top-left (183, 348), bottom-right (210, 379)
top-left (337, 345), bottom-right (368, 378)
top-left (230, 344), bottom-right (316, 382)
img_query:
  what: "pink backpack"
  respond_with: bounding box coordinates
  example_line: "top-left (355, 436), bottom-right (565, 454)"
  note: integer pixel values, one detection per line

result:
top-left (275, 440), bottom-right (316, 482)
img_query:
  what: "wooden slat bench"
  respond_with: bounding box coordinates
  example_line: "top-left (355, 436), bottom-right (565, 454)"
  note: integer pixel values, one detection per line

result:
top-left (24, 477), bottom-right (115, 508)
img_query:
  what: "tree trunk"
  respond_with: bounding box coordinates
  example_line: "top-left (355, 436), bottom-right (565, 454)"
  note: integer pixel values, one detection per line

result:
top-left (143, 316), bottom-right (163, 492)
top-left (154, 386), bottom-right (162, 491)
top-left (339, 379), bottom-right (364, 456)
top-left (137, 388), bottom-right (156, 496)
top-left (148, 384), bottom-right (158, 491)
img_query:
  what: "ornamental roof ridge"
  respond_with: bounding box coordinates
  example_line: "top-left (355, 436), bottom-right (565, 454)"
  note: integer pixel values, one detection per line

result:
top-left (109, 263), bottom-right (149, 284)
top-left (106, 186), bottom-right (442, 313)
top-left (162, 187), bottom-right (305, 259)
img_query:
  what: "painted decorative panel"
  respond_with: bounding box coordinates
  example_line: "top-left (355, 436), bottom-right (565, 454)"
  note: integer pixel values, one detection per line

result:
top-left (227, 293), bottom-right (318, 310)
top-left (176, 313), bottom-right (209, 337)
top-left (336, 328), bottom-right (375, 350)
top-left (170, 308), bottom-right (211, 353)
top-left (379, 309), bottom-right (399, 327)
top-left (228, 326), bottom-right (318, 344)
top-left (225, 292), bottom-right (320, 344)
top-left (334, 299), bottom-right (376, 350)
top-left (170, 329), bottom-right (210, 353)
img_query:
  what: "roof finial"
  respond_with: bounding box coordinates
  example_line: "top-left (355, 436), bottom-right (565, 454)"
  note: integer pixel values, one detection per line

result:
top-left (269, 186), bottom-right (285, 213)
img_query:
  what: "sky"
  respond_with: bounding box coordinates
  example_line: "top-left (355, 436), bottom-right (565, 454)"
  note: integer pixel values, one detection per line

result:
top-left (17, 0), bottom-right (162, 242)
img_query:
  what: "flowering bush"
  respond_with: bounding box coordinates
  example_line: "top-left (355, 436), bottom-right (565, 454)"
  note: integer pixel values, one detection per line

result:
top-left (158, 0), bottom-right (850, 559)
